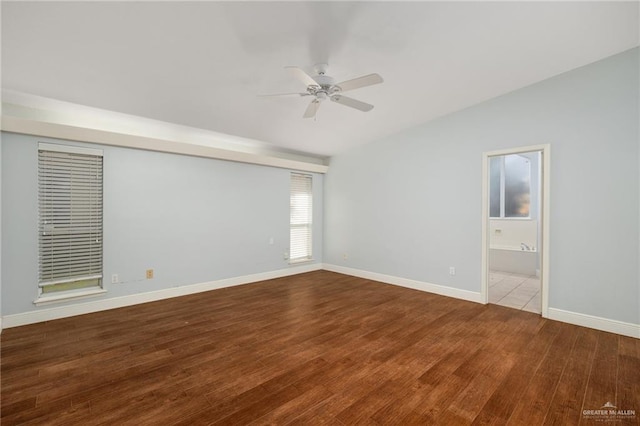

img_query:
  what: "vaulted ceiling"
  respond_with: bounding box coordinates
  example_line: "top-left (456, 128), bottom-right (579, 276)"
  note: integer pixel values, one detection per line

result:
top-left (2, 2), bottom-right (638, 158)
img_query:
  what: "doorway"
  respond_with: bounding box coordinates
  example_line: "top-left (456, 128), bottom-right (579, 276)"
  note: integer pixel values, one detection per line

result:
top-left (481, 145), bottom-right (550, 317)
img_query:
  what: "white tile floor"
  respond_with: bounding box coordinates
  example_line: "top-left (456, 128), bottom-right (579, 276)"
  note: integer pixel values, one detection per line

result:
top-left (489, 271), bottom-right (541, 314)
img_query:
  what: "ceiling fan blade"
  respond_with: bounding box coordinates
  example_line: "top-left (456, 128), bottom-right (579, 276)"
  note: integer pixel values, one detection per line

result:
top-left (335, 73), bottom-right (383, 92)
top-left (285, 66), bottom-right (319, 88)
top-left (258, 92), bottom-right (310, 98)
top-left (303, 99), bottom-right (321, 119)
top-left (330, 94), bottom-right (374, 112)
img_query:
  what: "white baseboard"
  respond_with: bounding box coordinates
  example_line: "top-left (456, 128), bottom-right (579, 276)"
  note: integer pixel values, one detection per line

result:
top-left (324, 265), bottom-right (639, 339)
top-left (322, 264), bottom-right (483, 304)
top-left (547, 308), bottom-right (639, 339)
top-left (5, 264), bottom-right (637, 340)
top-left (1, 263), bottom-right (322, 329)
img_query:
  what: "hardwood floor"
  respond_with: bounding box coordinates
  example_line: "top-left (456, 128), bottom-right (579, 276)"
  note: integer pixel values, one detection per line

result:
top-left (1, 270), bottom-right (638, 425)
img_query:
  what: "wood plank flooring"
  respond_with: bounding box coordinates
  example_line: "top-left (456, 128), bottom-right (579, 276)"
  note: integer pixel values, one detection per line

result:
top-left (1, 271), bottom-right (638, 425)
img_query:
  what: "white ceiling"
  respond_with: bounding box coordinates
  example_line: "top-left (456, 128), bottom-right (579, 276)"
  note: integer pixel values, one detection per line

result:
top-left (2, 1), bottom-right (638, 158)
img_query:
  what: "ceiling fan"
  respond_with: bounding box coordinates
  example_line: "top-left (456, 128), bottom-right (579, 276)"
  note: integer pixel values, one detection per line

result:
top-left (261, 64), bottom-right (383, 119)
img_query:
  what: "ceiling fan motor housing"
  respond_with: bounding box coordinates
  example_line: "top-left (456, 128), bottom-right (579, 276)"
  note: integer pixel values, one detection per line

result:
top-left (313, 74), bottom-right (335, 88)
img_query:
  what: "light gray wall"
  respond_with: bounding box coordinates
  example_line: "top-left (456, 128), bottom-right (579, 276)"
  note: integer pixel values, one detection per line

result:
top-left (1, 133), bottom-right (323, 316)
top-left (0, 136), bottom-right (2, 324)
top-left (324, 47), bottom-right (639, 325)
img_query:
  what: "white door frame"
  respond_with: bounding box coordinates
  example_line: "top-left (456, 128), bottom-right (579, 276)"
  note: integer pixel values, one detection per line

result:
top-left (481, 144), bottom-right (551, 317)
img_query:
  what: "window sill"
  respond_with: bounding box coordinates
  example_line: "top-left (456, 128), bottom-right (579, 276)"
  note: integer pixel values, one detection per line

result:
top-left (490, 217), bottom-right (533, 221)
top-left (289, 258), bottom-right (314, 266)
top-left (33, 288), bottom-right (107, 306)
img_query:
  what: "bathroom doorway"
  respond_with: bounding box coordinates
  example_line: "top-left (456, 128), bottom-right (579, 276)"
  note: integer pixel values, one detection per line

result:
top-left (481, 145), bottom-right (550, 317)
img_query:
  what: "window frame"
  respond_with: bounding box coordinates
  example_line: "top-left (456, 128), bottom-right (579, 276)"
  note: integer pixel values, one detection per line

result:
top-left (36, 142), bottom-right (106, 305)
top-left (289, 172), bottom-right (313, 264)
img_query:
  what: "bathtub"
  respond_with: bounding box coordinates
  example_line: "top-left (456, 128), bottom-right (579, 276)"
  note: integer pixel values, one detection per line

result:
top-left (489, 244), bottom-right (537, 276)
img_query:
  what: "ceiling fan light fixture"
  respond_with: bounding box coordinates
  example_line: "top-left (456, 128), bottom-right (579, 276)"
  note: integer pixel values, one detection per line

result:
top-left (262, 64), bottom-right (383, 118)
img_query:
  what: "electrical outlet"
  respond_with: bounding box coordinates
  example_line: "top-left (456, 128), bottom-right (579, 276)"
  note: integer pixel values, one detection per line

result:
top-left (283, 251), bottom-right (289, 261)
top-left (111, 274), bottom-right (119, 284)
top-left (146, 269), bottom-right (154, 279)
top-left (343, 253), bottom-right (348, 260)
top-left (449, 267), bottom-right (456, 276)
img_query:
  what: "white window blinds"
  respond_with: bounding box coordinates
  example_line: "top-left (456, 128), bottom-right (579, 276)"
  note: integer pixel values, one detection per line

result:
top-left (38, 143), bottom-right (103, 293)
top-left (290, 173), bottom-right (312, 262)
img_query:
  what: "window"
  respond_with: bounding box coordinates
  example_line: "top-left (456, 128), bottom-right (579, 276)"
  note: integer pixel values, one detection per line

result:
top-left (489, 154), bottom-right (531, 218)
top-left (38, 143), bottom-right (104, 298)
top-left (290, 173), bottom-right (312, 263)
